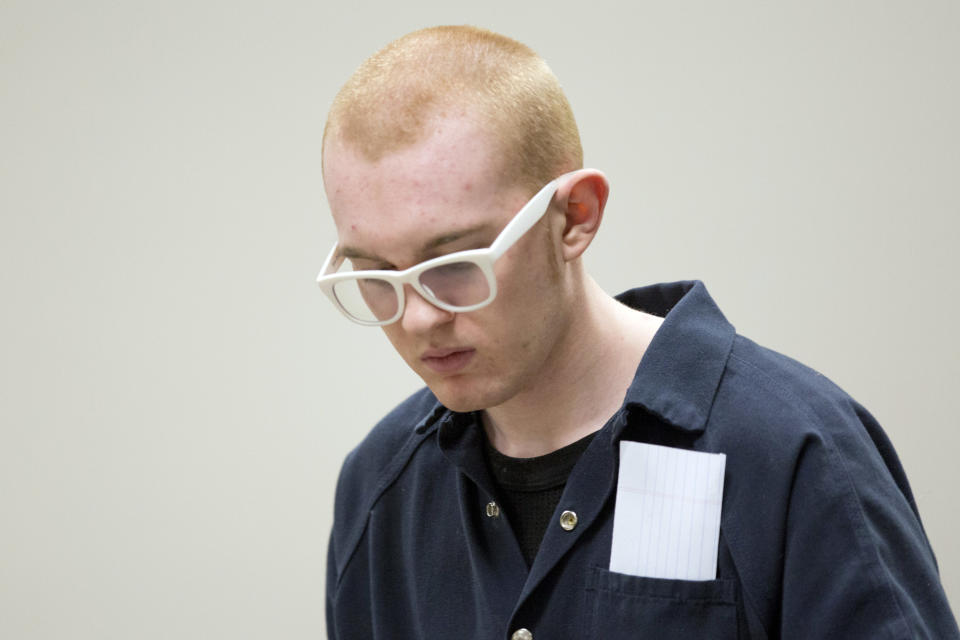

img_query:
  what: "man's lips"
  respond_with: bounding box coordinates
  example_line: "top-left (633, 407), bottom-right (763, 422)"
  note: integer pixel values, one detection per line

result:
top-left (420, 348), bottom-right (476, 373)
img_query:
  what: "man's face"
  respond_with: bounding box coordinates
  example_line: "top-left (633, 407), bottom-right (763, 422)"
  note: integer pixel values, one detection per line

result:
top-left (323, 116), bottom-right (572, 412)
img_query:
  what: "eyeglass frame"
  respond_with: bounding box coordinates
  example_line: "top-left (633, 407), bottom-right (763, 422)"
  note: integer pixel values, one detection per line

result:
top-left (316, 172), bottom-right (574, 326)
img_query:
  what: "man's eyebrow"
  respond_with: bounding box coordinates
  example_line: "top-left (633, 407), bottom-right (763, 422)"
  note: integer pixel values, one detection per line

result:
top-left (420, 224), bottom-right (493, 252)
top-left (339, 224), bottom-right (494, 263)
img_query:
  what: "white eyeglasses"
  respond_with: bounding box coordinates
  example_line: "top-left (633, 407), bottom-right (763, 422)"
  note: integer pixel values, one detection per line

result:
top-left (317, 174), bottom-right (566, 326)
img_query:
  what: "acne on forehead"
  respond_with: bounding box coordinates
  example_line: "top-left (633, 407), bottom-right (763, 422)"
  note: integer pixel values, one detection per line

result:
top-left (324, 115), bottom-right (527, 260)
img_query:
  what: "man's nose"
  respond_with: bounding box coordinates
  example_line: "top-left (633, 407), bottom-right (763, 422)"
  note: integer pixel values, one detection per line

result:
top-left (400, 285), bottom-right (454, 334)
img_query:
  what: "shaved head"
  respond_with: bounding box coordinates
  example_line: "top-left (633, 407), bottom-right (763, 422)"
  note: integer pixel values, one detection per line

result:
top-left (323, 25), bottom-right (583, 193)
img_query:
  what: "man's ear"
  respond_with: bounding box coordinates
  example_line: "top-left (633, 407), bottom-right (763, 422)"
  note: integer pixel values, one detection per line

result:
top-left (553, 169), bottom-right (609, 262)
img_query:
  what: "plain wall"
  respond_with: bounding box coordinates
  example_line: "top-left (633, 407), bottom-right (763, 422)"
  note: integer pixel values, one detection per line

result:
top-left (1, 1), bottom-right (957, 637)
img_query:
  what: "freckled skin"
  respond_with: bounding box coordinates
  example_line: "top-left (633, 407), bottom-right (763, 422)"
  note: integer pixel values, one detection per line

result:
top-left (323, 116), bottom-right (574, 413)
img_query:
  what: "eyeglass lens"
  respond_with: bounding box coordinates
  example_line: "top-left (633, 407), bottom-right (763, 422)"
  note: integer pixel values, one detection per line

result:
top-left (332, 261), bottom-right (491, 323)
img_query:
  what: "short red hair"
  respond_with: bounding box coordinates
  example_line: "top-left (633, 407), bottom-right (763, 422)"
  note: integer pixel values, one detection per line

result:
top-left (323, 25), bottom-right (583, 193)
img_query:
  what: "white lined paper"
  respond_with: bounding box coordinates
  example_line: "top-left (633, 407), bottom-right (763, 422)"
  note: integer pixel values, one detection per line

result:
top-left (609, 442), bottom-right (726, 581)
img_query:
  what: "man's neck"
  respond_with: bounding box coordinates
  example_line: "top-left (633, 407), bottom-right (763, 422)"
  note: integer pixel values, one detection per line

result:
top-left (482, 278), bottom-right (663, 458)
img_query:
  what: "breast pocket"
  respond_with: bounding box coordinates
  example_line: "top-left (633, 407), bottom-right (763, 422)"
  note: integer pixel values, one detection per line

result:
top-left (583, 566), bottom-right (739, 639)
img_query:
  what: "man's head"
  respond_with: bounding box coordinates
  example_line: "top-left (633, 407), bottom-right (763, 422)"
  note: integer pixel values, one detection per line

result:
top-left (321, 26), bottom-right (609, 413)
top-left (322, 25), bottom-right (582, 194)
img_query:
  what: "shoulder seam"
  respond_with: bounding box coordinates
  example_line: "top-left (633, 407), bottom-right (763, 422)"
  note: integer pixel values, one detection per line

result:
top-left (333, 423), bottom-right (438, 589)
top-left (724, 350), bottom-right (910, 638)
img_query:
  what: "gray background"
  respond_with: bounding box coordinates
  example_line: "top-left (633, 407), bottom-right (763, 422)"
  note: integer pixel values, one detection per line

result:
top-left (2, 0), bottom-right (957, 637)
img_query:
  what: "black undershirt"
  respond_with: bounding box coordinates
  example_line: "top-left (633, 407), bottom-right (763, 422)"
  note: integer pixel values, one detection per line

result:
top-left (482, 431), bottom-right (597, 566)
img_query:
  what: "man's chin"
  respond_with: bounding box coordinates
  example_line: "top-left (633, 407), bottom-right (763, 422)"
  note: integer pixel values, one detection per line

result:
top-left (423, 378), bottom-right (498, 413)
top-left (427, 388), bottom-right (486, 413)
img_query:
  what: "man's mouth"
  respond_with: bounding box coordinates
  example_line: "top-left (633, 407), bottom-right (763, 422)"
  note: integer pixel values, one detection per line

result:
top-left (420, 348), bottom-right (476, 374)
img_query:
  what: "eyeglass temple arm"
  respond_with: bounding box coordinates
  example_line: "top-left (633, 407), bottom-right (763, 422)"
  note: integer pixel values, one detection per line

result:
top-left (488, 178), bottom-right (561, 260)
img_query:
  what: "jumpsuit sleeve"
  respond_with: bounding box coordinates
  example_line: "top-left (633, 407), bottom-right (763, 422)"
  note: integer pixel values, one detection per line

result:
top-left (778, 423), bottom-right (959, 639)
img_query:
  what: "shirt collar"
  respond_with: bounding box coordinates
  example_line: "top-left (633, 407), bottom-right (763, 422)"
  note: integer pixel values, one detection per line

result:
top-left (416, 280), bottom-right (735, 437)
top-left (414, 401), bottom-right (450, 434)
top-left (616, 280), bottom-right (736, 435)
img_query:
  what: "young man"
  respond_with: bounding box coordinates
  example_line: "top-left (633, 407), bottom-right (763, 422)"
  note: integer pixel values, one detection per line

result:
top-left (319, 26), bottom-right (958, 639)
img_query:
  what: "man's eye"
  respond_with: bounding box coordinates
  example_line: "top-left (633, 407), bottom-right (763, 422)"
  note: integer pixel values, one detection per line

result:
top-left (359, 278), bottom-right (393, 290)
top-left (436, 258), bottom-right (482, 271)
